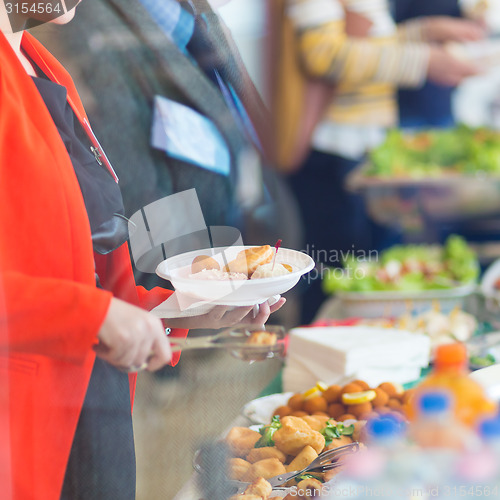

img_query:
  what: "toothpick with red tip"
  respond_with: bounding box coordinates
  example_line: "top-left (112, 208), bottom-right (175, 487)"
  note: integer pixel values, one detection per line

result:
top-left (271, 239), bottom-right (282, 271)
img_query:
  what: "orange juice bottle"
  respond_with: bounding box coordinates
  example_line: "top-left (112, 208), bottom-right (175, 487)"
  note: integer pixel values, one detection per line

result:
top-left (408, 343), bottom-right (496, 427)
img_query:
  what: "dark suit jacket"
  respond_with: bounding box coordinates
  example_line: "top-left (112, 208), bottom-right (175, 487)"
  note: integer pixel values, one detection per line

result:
top-left (36, 0), bottom-right (302, 286)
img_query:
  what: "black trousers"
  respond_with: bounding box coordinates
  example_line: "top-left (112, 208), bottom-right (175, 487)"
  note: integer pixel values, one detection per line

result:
top-left (60, 359), bottom-right (136, 500)
top-left (288, 149), bottom-right (401, 324)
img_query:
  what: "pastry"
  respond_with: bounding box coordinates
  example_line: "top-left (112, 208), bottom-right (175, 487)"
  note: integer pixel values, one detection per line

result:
top-left (224, 245), bottom-right (274, 277)
top-left (191, 255), bottom-right (220, 274)
top-left (251, 262), bottom-right (292, 279)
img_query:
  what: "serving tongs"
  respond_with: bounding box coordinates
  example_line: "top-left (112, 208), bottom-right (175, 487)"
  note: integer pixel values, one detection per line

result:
top-left (267, 442), bottom-right (361, 488)
top-left (168, 324), bottom-right (286, 361)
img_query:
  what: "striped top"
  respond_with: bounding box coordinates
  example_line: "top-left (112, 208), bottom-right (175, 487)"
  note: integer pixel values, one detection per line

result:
top-left (286, 0), bottom-right (430, 157)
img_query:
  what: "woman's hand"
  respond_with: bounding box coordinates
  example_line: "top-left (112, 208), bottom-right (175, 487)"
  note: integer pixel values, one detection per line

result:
top-left (427, 45), bottom-right (480, 87)
top-left (165, 297), bottom-right (286, 330)
top-left (95, 297), bottom-right (172, 372)
top-left (422, 17), bottom-right (486, 44)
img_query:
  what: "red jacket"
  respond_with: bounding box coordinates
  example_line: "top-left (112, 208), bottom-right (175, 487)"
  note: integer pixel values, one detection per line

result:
top-left (0, 32), bottom-right (186, 499)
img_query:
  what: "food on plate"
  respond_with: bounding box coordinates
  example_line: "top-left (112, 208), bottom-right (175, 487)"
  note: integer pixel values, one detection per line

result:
top-left (377, 382), bottom-right (403, 398)
top-left (355, 304), bottom-right (478, 350)
top-left (275, 380), bottom-right (413, 422)
top-left (346, 402), bottom-right (373, 419)
top-left (286, 445), bottom-right (318, 473)
top-left (303, 396), bottom-right (328, 414)
top-left (223, 414), bottom-right (364, 493)
top-left (340, 383), bottom-right (364, 396)
top-left (273, 416), bottom-right (325, 456)
top-left (244, 477), bottom-right (273, 498)
top-left (191, 254), bottom-right (220, 274)
top-left (188, 244), bottom-right (297, 282)
top-left (322, 384), bottom-right (342, 403)
top-left (469, 353), bottom-right (496, 368)
top-left (288, 394), bottom-right (305, 411)
top-left (301, 415), bottom-right (330, 432)
top-left (251, 263), bottom-right (292, 279)
top-left (242, 457), bottom-right (286, 482)
top-left (323, 235), bottom-right (479, 293)
top-left (189, 269), bottom-right (247, 280)
top-left (372, 388), bottom-right (390, 408)
top-left (246, 447), bottom-right (286, 464)
top-left (228, 495), bottom-right (263, 500)
top-left (228, 477), bottom-right (283, 500)
top-left (367, 125), bottom-right (500, 179)
top-left (226, 427), bottom-right (262, 458)
top-left (296, 477), bottom-right (323, 497)
top-left (228, 458), bottom-right (251, 481)
top-left (245, 331), bottom-right (278, 347)
top-left (224, 245), bottom-right (274, 276)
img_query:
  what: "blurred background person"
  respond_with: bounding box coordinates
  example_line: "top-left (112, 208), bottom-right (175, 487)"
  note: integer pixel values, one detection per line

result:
top-left (272, 0), bottom-right (484, 324)
top-left (394, 0), bottom-right (487, 129)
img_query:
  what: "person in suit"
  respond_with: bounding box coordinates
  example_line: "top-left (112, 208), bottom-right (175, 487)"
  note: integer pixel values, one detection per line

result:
top-left (37, 0), bottom-right (299, 323)
top-left (0, 1), bottom-right (283, 498)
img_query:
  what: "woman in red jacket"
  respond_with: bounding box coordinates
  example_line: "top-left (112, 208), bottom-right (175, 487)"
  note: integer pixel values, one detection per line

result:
top-left (0, 2), bottom-right (284, 499)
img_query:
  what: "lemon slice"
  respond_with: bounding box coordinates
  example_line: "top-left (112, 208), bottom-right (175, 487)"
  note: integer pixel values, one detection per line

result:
top-left (316, 381), bottom-right (328, 392)
top-left (341, 390), bottom-right (376, 405)
top-left (303, 387), bottom-right (321, 400)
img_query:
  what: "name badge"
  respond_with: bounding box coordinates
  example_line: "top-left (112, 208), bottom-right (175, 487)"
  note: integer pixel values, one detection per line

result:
top-left (151, 95), bottom-right (230, 176)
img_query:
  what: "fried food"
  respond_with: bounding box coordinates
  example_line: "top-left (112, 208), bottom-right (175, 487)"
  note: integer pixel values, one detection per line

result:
top-left (296, 477), bottom-right (323, 498)
top-left (303, 396), bottom-right (328, 414)
top-left (372, 388), bottom-right (389, 408)
top-left (402, 388), bottom-right (415, 405)
top-left (224, 245), bottom-right (274, 276)
top-left (340, 383), bottom-right (363, 396)
top-left (323, 384), bottom-right (342, 403)
top-left (300, 415), bottom-right (330, 432)
top-left (351, 379), bottom-right (371, 391)
top-left (227, 458), bottom-right (251, 481)
top-left (246, 447), bottom-right (286, 464)
top-left (289, 410), bottom-right (308, 417)
top-left (244, 477), bottom-right (273, 499)
top-left (191, 255), bottom-right (220, 274)
top-left (387, 398), bottom-right (402, 410)
top-left (325, 435), bottom-right (353, 449)
top-left (324, 467), bottom-right (343, 482)
top-left (225, 427), bottom-right (262, 458)
top-left (273, 416), bottom-right (325, 456)
top-left (328, 403), bottom-right (346, 419)
top-left (245, 331), bottom-right (277, 346)
top-left (378, 382), bottom-right (403, 398)
top-left (346, 402), bottom-right (373, 419)
top-left (287, 394), bottom-right (305, 411)
top-left (228, 495), bottom-right (262, 500)
top-left (273, 405), bottom-right (292, 419)
top-left (337, 414), bottom-right (356, 422)
top-left (352, 421), bottom-right (368, 444)
top-left (242, 458), bottom-right (286, 482)
top-left (286, 445), bottom-right (318, 473)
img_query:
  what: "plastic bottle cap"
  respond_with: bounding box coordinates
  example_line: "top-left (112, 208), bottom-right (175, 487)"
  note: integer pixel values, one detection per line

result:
top-left (434, 343), bottom-right (467, 368)
top-left (479, 418), bottom-right (500, 439)
top-left (418, 391), bottom-right (452, 414)
top-left (366, 416), bottom-right (400, 439)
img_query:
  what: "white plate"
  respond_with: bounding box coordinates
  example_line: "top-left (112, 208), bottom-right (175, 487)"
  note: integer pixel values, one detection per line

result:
top-left (241, 392), bottom-right (293, 425)
top-left (156, 246), bottom-right (314, 303)
top-left (470, 364), bottom-right (500, 401)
